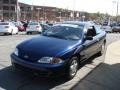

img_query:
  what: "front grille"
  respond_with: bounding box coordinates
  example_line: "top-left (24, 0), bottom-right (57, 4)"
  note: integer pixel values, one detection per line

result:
top-left (18, 49), bottom-right (39, 62)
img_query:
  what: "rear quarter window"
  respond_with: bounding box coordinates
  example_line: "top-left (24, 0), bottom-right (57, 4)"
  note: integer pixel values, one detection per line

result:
top-left (95, 25), bottom-right (102, 34)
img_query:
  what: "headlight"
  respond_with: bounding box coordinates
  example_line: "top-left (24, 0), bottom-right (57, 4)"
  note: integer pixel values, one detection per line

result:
top-left (14, 48), bottom-right (18, 56)
top-left (38, 57), bottom-right (63, 64)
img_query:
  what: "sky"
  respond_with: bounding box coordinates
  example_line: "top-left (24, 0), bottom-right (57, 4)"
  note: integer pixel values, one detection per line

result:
top-left (19, 0), bottom-right (120, 16)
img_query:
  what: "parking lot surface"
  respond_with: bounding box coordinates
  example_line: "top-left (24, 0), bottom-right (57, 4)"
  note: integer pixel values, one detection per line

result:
top-left (0, 33), bottom-right (120, 90)
top-left (73, 40), bottom-right (120, 90)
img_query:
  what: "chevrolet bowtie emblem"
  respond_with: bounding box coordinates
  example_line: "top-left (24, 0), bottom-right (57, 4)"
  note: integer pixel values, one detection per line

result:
top-left (24, 55), bottom-right (29, 58)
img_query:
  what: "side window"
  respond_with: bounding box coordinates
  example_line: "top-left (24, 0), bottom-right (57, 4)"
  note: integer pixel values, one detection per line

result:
top-left (95, 25), bottom-right (102, 34)
top-left (86, 26), bottom-right (97, 37)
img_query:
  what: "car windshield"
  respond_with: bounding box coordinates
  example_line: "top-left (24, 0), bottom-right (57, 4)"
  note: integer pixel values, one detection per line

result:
top-left (42, 24), bottom-right (83, 40)
top-left (103, 23), bottom-right (108, 26)
top-left (29, 22), bottom-right (39, 25)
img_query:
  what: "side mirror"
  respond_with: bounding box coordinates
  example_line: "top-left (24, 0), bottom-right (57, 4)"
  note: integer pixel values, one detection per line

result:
top-left (85, 36), bottom-right (93, 40)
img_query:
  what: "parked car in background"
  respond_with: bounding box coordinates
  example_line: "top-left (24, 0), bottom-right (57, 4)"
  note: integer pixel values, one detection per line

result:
top-left (0, 22), bottom-right (18, 35)
top-left (13, 21), bottom-right (25, 32)
top-left (101, 22), bottom-right (112, 33)
top-left (11, 21), bottom-right (106, 79)
top-left (112, 24), bottom-right (120, 33)
top-left (26, 22), bottom-right (42, 34)
top-left (21, 21), bottom-right (29, 31)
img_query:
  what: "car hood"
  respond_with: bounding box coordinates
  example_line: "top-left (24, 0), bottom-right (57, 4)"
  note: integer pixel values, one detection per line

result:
top-left (17, 36), bottom-right (81, 61)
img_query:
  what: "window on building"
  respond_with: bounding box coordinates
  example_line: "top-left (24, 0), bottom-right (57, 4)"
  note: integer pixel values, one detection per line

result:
top-left (10, 6), bottom-right (15, 11)
top-left (10, 0), bottom-right (16, 4)
top-left (10, 13), bottom-right (14, 17)
top-left (0, 6), bottom-right (2, 10)
top-left (3, 0), bottom-right (9, 4)
top-left (3, 6), bottom-right (9, 10)
top-left (3, 12), bottom-right (9, 17)
top-left (26, 7), bottom-right (31, 11)
top-left (20, 7), bottom-right (24, 11)
top-left (27, 13), bottom-right (31, 17)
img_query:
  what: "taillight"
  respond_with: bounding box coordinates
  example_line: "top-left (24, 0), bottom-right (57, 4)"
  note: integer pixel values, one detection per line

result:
top-left (36, 26), bottom-right (39, 28)
top-left (5, 26), bottom-right (9, 28)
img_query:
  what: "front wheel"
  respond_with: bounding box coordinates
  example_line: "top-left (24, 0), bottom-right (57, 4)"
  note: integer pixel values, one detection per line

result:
top-left (98, 43), bottom-right (105, 56)
top-left (67, 57), bottom-right (79, 80)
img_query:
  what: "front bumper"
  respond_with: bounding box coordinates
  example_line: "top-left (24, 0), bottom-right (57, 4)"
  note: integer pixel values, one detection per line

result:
top-left (11, 53), bottom-right (68, 77)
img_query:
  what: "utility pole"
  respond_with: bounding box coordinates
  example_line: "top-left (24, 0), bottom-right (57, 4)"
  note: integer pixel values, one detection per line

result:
top-left (112, 1), bottom-right (116, 16)
top-left (116, 0), bottom-right (119, 22)
top-left (59, 12), bottom-right (61, 22)
top-left (23, 7), bottom-right (26, 20)
top-left (36, 8), bottom-right (41, 22)
top-left (73, 0), bottom-right (76, 20)
top-left (43, 7), bottom-right (45, 21)
top-left (31, 0), bottom-right (34, 21)
top-left (16, 0), bottom-right (19, 22)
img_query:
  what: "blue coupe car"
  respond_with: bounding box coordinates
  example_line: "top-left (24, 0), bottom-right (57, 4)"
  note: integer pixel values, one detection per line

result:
top-left (11, 21), bottom-right (106, 79)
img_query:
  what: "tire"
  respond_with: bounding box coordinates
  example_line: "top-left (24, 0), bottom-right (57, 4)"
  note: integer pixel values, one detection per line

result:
top-left (10, 29), bottom-right (13, 35)
top-left (26, 32), bottom-right (29, 35)
top-left (4, 33), bottom-right (7, 35)
top-left (67, 57), bottom-right (79, 80)
top-left (39, 32), bottom-right (41, 34)
top-left (98, 43), bottom-right (105, 56)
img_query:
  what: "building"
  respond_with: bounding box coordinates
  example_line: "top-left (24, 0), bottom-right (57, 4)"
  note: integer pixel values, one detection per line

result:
top-left (0, 0), bottom-right (17, 20)
top-left (0, 0), bottom-right (81, 22)
top-left (19, 3), bottom-right (82, 22)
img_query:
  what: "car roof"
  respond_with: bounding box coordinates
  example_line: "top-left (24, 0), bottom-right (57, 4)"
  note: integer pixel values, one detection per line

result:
top-left (54, 23), bottom-right (82, 28)
top-left (63, 21), bottom-right (95, 27)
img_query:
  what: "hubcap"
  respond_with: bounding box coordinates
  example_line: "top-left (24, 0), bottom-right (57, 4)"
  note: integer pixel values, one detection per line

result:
top-left (70, 59), bottom-right (78, 76)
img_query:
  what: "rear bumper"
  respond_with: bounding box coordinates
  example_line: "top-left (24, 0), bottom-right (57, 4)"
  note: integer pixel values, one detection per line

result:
top-left (26, 29), bottom-right (42, 32)
top-left (112, 29), bottom-right (120, 32)
top-left (11, 53), bottom-right (68, 77)
top-left (0, 30), bottom-right (9, 33)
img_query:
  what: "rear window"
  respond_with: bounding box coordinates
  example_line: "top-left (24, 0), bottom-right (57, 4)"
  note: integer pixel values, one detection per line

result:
top-left (103, 23), bottom-right (108, 26)
top-left (0, 23), bottom-right (9, 25)
top-left (29, 22), bottom-right (39, 25)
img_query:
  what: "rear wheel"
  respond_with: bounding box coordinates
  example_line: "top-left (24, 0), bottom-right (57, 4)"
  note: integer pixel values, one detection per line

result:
top-left (67, 57), bottom-right (79, 80)
top-left (4, 33), bottom-right (7, 35)
top-left (26, 32), bottom-right (29, 35)
top-left (10, 29), bottom-right (13, 35)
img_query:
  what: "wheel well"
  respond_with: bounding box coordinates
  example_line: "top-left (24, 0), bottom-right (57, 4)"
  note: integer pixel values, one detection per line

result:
top-left (71, 54), bottom-right (81, 65)
top-left (104, 39), bottom-right (106, 45)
